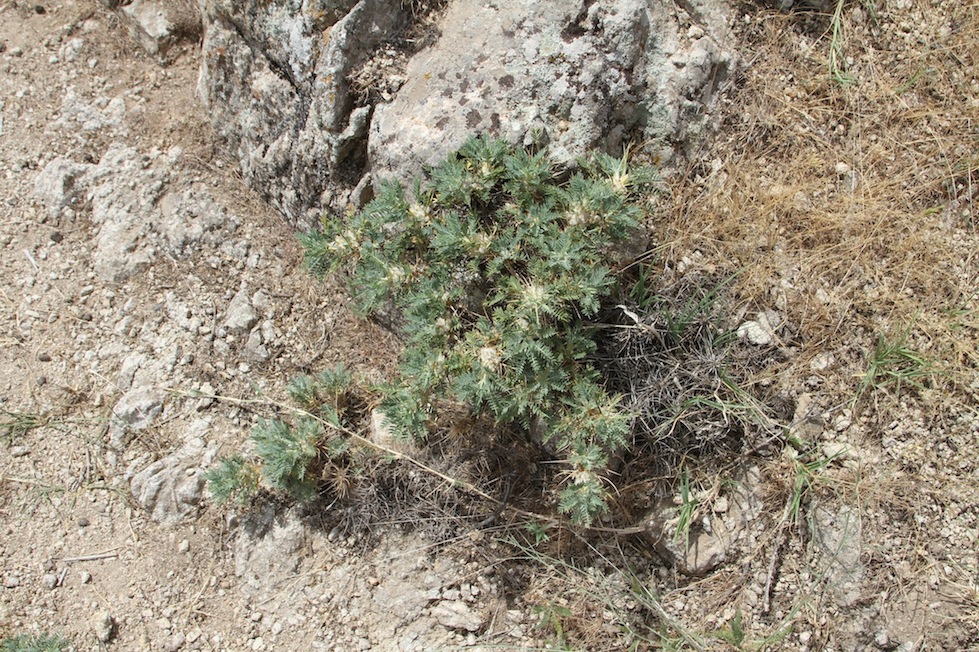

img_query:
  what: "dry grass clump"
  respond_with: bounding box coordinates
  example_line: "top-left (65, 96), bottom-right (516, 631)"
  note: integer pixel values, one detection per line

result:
top-left (664, 0), bottom-right (979, 410)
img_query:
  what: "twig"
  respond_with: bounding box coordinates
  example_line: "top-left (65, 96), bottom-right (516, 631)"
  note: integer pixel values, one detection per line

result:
top-left (23, 249), bottom-right (40, 273)
top-left (763, 493), bottom-right (795, 614)
top-left (0, 474), bottom-right (56, 488)
top-left (58, 550), bottom-right (120, 563)
top-left (165, 386), bottom-right (668, 536)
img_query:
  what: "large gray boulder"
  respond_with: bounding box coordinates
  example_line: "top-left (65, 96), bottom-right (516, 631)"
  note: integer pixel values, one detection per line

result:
top-left (196, 0), bottom-right (736, 226)
top-left (371, 0), bottom-right (735, 182)
top-left (197, 0), bottom-right (410, 227)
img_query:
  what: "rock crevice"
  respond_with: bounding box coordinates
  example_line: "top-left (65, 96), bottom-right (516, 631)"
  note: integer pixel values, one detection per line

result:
top-left (190, 0), bottom-right (736, 227)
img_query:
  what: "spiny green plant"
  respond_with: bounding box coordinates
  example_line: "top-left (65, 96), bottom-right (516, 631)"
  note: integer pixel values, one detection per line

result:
top-left (205, 364), bottom-right (355, 505)
top-left (0, 634), bottom-right (68, 652)
top-left (301, 136), bottom-right (657, 525)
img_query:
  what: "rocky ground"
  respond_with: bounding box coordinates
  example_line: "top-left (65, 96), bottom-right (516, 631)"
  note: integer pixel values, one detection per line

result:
top-left (1, 0), bottom-right (978, 651)
top-left (0, 2), bottom-right (514, 650)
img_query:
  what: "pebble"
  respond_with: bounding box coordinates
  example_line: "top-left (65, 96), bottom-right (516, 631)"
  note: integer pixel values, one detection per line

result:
top-left (178, 539), bottom-right (190, 553)
top-left (80, 571), bottom-right (92, 584)
top-left (9, 445), bottom-right (30, 457)
top-left (42, 573), bottom-right (58, 590)
top-left (78, 517), bottom-right (90, 527)
top-left (713, 495), bottom-right (729, 514)
top-left (38, 352), bottom-right (51, 362)
top-left (93, 611), bottom-right (115, 643)
top-left (166, 633), bottom-right (186, 651)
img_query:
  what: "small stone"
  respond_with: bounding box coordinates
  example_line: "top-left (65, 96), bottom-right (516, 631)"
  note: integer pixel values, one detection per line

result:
top-left (156, 617), bottom-right (172, 630)
top-left (798, 631), bottom-right (812, 644)
top-left (10, 47), bottom-right (24, 57)
top-left (9, 445), bottom-right (30, 457)
top-left (737, 320), bottom-right (772, 346)
top-left (42, 573), bottom-right (58, 590)
top-left (431, 600), bottom-right (485, 632)
top-left (38, 352), bottom-right (51, 362)
top-left (80, 571), bottom-right (92, 584)
top-left (713, 496), bottom-right (729, 514)
top-left (50, 231), bottom-right (63, 243)
top-left (834, 161), bottom-right (851, 176)
top-left (35, 4), bottom-right (46, 14)
top-left (78, 517), bottom-right (90, 527)
top-left (875, 630), bottom-right (891, 648)
top-left (166, 632), bottom-right (186, 651)
top-left (223, 285), bottom-right (259, 333)
top-left (93, 611), bottom-right (115, 643)
top-left (178, 539), bottom-right (190, 553)
top-left (3, 574), bottom-right (20, 588)
top-left (822, 442), bottom-right (853, 462)
top-left (810, 352), bottom-right (835, 372)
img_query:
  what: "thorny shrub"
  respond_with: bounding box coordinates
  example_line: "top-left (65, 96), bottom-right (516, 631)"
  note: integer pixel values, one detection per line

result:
top-left (208, 137), bottom-right (658, 525)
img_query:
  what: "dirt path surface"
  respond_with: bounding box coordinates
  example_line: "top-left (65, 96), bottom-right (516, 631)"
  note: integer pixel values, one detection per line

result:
top-left (2, 1), bottom-right (978, 651)
top-left (0, 2), bottom-right (501, 650)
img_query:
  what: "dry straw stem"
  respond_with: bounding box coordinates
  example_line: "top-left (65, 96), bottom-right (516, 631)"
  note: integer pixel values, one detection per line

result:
top-left (173, 386), bottom-right (649, 535)
top-left (664, 2), bottom-right (979, 402)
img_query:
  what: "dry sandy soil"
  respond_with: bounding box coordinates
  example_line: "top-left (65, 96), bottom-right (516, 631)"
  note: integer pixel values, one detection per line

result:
top-left (1, 0), bottom-right (978, 651)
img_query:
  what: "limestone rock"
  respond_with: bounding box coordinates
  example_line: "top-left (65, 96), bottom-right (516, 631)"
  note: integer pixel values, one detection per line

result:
top-left (197, 0), bottom-right (736, 226)
top-left (87, 144), bottom-right (166, 282)
top-left (223, 284), bottom-right (260, 333)
top-left (371, 0), bottom-right (735, 182)
top-left (813, 503), bottom-right (864, 607)
top-left (737, 310), bottom-right (781, 346)
top-left (196, 0), bottom-right (409, 227)
top-left (92, 610), bottom-right (116, 643)
top-left (432, 600), bottom-right (485, 632)
top-left (119, 0), bottom-right (202, 58)
top-left (108, 385), bottom-right (166, 450)
top-left (33, 157), bottom-right (94, 218)
top-left (643, 465), bottom-right (763, 576)
top-left (129, 420), bottom-right (215, 525)
top-left (235, 507), bottom-right (306, 598)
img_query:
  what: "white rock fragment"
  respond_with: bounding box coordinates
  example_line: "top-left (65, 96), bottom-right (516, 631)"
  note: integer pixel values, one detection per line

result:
top-left (223, 285), bottom-right (259, 333)
top-left (737, 311), bottom-right (780, 346)
top-left (432, 600), bottom-right (485, 632)
top-left (129, 419), bottom-right (215, 525)
top-left (108, 385), bottom-right (166, 450)
top-left (93, 611), bottom-right (115, 643)
top-left (33, 157), bottom-right (93, 218)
